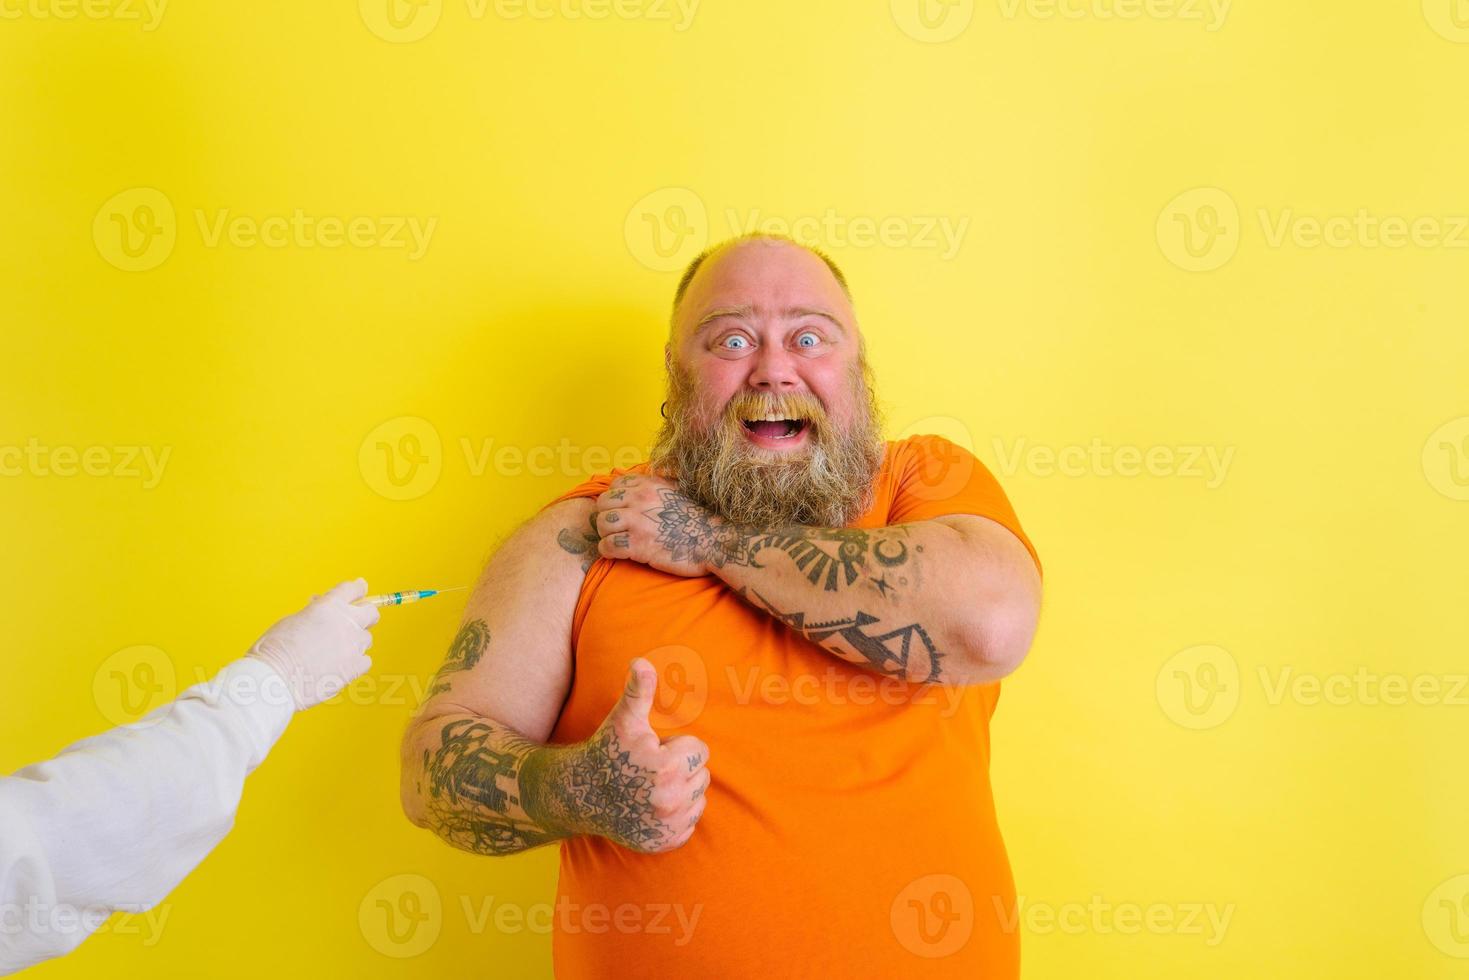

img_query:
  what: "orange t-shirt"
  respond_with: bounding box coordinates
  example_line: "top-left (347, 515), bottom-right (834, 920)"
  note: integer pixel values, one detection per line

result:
top-left (537, 433), bottom-right (1040, 978)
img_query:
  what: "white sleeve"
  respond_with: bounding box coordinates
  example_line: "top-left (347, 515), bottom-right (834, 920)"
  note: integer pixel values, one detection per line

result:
top-left (0, 657), bottom-right (295, 974)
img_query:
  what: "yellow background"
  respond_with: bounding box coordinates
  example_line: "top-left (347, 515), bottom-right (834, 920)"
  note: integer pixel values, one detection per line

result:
top-left (3, 0), bottom-right (1467, 976)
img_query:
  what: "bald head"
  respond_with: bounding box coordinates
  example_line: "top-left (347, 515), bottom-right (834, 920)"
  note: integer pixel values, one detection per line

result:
top-left (669, 233), bottom-right (854, 342)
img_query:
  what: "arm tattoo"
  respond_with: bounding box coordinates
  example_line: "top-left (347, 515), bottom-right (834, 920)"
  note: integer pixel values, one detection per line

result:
top-left (423, 719), bottom-right (560, 854)
top-left (422, 719), bottom-right (667, 855)
top-left (557, 510), bottom-right (601, 573)
top-left (646, 488), bottom-right (915, 594)
top-left (735, 586), bottom-right (946, 683)
top-left (427, 618), bottom-right (491, 696)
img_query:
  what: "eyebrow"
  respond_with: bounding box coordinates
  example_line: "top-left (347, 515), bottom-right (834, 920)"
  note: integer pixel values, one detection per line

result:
top-left (692, 305), bottom-right (847, 336)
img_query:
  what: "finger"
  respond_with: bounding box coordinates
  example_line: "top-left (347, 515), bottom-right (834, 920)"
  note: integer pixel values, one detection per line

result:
top-left (611, 657), bottom-right (657, 730)
top-left (598, 532), bottom-right (633, 559)
top-left (661, 734), bottom-right (710, 770)
top-left (668, 800), bottom-right (706, 849)
top-left (594, 509), bottom-right (627, 536)
top-left (323, 578), bottom-right (369, 604)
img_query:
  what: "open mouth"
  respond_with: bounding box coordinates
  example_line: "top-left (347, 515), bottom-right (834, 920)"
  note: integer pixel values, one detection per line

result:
top-left (741, 417), bottom-right (808, 440)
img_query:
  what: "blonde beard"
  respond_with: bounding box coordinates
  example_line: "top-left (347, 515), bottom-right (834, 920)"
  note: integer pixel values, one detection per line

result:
top-left (648, 361), bottom-right (886, 528)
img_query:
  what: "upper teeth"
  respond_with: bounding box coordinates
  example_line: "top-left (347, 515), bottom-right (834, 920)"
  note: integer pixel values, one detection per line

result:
top-left (757, 412), bottom-right (791, 422)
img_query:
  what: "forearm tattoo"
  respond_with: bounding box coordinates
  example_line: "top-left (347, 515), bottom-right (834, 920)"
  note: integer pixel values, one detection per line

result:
top-left (421, 719), bottom-right (668, 855)
top-left (735, 586), bottom-right (947, 683)
top-left (647, 488), bottom-right (920, 596)
top-left (422, 718), bottom-right (561, 854)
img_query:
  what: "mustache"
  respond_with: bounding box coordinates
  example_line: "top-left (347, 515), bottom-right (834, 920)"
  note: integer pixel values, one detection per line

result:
top-left (720, 390), bottom-right (827, 425)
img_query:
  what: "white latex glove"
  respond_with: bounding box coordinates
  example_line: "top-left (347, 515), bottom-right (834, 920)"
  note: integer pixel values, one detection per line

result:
top-left (246, 579), bottom-right (380, 711)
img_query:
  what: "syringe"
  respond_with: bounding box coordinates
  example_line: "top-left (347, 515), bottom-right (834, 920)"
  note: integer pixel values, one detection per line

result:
top-left (353, 586), bottom-right (467, 607)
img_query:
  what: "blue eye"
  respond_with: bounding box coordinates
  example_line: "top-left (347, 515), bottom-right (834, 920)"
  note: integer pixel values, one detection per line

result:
top-left (722, 335), bottom-right (750, 350)
top-left (796, 332), bottom-right (820, 348)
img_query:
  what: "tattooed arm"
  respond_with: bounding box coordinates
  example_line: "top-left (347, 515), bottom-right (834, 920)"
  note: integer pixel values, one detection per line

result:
top-left (593, 475), bottom-right (1041, 686)
top-left (399, 498), bottom-right (710, 856)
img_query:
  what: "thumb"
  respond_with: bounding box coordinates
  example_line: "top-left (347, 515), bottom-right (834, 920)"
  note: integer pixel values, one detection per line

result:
top-left (611, 658), bottom-right (657, 730)
top-left (322, 578), bottom-right (368, 604)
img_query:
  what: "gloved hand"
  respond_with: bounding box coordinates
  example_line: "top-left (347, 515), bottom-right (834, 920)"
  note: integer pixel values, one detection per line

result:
top-left (246, 579), bottom-right (380, 711)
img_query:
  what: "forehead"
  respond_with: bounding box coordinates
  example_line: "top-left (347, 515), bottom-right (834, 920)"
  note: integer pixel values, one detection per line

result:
top-left (675, 240), bottom-right (854, 340)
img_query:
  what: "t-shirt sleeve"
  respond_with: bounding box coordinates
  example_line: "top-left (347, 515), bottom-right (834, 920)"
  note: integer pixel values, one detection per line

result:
top-left (537, 461), bottom-right (650, 514)
top-left (887, 434), bottom-right (1042, 577)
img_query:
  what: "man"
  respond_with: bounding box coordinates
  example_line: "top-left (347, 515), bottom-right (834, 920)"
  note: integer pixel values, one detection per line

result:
top-left (399, 234), bottom-right (1043, 977)
top-left (1, 580), bottom-right (378, 973)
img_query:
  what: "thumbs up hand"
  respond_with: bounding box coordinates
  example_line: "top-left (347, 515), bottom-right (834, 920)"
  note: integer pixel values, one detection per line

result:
top-left (566, 658), bottom-right (711, 854)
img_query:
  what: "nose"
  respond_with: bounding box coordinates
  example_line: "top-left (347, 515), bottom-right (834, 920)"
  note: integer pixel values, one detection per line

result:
top-left (746, 345), bottom-right (800, 393)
